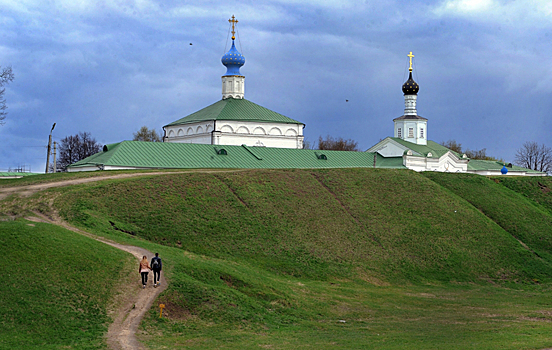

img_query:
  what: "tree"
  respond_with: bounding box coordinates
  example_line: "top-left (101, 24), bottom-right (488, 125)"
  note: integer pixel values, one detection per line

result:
top-left (464, 148), bottom-right (501, 161)
top-left (133, 126), bottom-right (161, 142)
top-left (440, 140), bottom-right (463, 154)
top-left (317, 135), bottom-right (359, 151)
top-left (440, 139), bottom-right (501, 161)
top-left (515, 141), bottom-right (552, 174)
top-left (0, 66), bottom-right (14, 126)
top-left (58, 132), bottom-right (102, 170)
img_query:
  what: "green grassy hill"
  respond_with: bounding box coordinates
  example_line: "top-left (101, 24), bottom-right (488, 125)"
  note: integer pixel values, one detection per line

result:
top-left (56, 169), bottom-right (552, 284)
top-left (2, 168), bottom-right (552, 349)
top-left (0, 220), bottom-right (134, 350)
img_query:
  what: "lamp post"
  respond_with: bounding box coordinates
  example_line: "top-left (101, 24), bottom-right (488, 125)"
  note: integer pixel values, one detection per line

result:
top-left (45, 123), bottom-right (56, 173)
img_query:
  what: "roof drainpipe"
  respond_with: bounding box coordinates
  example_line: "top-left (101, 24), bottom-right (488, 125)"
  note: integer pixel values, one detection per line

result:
top-left (211, 121), bottom-right (216, 145)
top-left (373, 153), bottom-right (377, 168)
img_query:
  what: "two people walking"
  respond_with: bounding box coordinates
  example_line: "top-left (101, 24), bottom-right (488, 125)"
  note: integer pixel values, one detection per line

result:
top-left (139, 253), bottom-right (162, 289)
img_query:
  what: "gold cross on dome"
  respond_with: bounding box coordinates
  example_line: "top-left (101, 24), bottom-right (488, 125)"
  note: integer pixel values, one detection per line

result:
top-left (407, 51), bottom-right (414, 72)
top-left (229, 15), bottom-right (238, 40)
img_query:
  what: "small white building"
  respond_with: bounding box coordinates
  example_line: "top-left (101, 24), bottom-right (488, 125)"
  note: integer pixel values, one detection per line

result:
top-left (367, 53), bottom-right (545, 176)
top-left (163, 18), bottom-right (304, 149)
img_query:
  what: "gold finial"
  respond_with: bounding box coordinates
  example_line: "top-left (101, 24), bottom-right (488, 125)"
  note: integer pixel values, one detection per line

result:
top-left (229, 15), bottom-right (238, 40)
top-left (407, 51), bottom-right (414, 72)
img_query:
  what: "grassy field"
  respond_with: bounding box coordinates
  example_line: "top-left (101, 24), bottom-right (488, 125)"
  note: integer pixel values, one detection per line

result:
top-left (2, 168), bottom-right (552, 349)
top-left (0, 219), bottom-right (134, 350)
top-left (133, 244), bottom-right (552, 350)
top-left (54, 169), bottom-right (552, 284)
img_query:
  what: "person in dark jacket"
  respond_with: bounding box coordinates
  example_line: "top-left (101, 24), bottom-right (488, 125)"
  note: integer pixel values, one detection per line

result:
top-left (150, 252), bottom-right (162, 287)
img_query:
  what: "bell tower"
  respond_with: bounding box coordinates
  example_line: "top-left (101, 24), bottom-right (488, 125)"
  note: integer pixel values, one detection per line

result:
top-left (393, 52), bottom-right (427, 145)
top-left (221, 15), bottom-right (245, 99)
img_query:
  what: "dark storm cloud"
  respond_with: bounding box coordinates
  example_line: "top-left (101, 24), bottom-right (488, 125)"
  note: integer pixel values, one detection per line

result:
top-left (0, 0), bottom-right (551, 171)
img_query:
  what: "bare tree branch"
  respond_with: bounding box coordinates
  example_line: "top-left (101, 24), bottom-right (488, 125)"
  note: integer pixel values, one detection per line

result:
top-left (317, 135), bottom-right (359, 151)
top-left (440, 140), bottom-right (463, 154)
top-left (57, 132), bottom-right (102, 171)
top-left (515, 141), bottom-right (552, 173)
top-left (0, 66), bottom-right (14, 126)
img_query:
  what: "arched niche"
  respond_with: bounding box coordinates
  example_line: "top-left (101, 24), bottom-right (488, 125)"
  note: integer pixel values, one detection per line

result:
top-left (269, 127), bottom-right (282, 136)
top-left (236, 126), bottom-right (250, 134)
top-left (220, 125), bottom-right (234, 133)
top-left (253, 127), bottom-right (266, 135)
top-left (285, 128), bottom-right (298, 136)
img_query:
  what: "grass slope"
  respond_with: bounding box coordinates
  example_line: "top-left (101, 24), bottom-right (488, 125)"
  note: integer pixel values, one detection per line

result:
top-left (3, 168), bottom-right (552, 349)
top-left (495, 176), bottom-right (552, 215)
top-left (56, 169), bottom-right (550, 284)
top-left (0, 220), bottom-right (134, 350)
top-left (422, 172), bottom-right (552, 266)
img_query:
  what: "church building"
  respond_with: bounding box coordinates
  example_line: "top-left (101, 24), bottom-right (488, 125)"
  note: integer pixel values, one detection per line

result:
top-left (162, 16), bottom-right (305, 149)
top-left (367, 52), bottom-right (470, 173)
top-left (67, 18), bottom-right (546, 177)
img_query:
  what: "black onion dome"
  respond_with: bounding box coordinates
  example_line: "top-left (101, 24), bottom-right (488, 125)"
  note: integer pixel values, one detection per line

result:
top-left (402, 72), bottom-right (419, 95)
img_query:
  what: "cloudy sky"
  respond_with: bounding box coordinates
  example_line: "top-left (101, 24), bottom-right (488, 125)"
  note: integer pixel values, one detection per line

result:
top-left (1, 0), bottom-right (551, 172)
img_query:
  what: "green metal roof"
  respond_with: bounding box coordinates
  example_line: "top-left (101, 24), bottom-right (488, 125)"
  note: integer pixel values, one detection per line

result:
top-left (67, 141), bottom-right (544, 174)
top-left (467, 159), bottom-right (543, 173)
top-left (164, 98), bottom-right (303, 127)
top-left (388, 138), bottom-right (461, 158)
top-left (0, 172), bottom-right (40, 178)
top-left (69, 141), bottom-right (407, 170)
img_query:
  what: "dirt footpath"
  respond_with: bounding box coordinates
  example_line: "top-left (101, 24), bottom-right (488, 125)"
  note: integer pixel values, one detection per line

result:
top-left (28, 213), bottom-right (166, 350)
top-left (0, 170), bottom-right (243, 349)
top-left (0, 169), bottom-right (246, 201)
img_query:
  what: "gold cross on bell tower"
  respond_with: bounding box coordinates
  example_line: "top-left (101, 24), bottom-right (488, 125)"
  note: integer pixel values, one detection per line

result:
top-left (407, 51), bottom-right (414, 72)
top-left (229, 15), bottom-right (238, 40)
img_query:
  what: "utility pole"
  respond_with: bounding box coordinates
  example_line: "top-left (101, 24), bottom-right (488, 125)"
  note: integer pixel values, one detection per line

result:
top-left (53, 141), bottom-right (57, 173)
top-left (45, 123), bottom-right (56, 173)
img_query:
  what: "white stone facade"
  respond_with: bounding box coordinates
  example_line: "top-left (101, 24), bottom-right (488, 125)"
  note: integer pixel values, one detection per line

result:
top-left (222, 75), bottom-right (245, 99)
top-left (367, 137), bottom-right (468, 173)
top-left (403, 151), bottom-right (468, 173)
top-left (164, 120), bottom-right (304, 149)
top-left (404, 95), bottom-right (417, 115)
top-left (394, 119), bottom-right (427, 146)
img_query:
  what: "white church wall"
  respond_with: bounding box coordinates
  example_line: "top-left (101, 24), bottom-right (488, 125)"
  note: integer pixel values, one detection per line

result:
top-left (394, 120), bottom-right (427, 146)
top-left (164, 120), bottom-right (304, 149)
top-left (403, 152), bottom-right (468, 173)
top-left (221, 76), bottom-right (245, 99)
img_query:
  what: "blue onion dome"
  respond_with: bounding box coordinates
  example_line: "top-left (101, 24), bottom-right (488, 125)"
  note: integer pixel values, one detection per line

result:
top-left (501, 165), bottom-right (508, 174)
top-left (221, 40), bottom-right (245, 76)
top-left (402, 71), bottom-right (419, 95)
